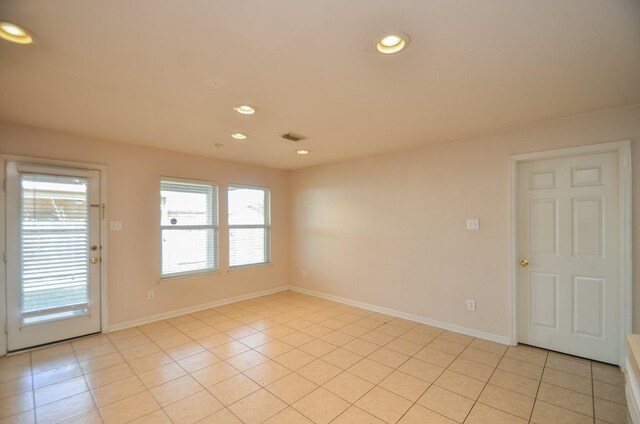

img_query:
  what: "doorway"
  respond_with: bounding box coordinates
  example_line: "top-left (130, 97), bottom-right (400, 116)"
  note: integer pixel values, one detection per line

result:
top-left (5, 162), bottom-right (103, 351)
top-left (511, 141), bottom-right (632, 366)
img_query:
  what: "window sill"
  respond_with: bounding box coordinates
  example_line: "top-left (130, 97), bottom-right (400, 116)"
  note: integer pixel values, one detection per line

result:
top-left (158, 270), bottom-right (221, 284)
top-left (227, 262), bottom-right (273, 273)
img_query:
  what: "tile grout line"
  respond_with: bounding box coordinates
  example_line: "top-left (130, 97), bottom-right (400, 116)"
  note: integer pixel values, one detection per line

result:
top-left (460, 340), bottom-right (510, 423)
top-left (6, 292), bottom-right (626, 424)
top-left (132, 307), bottom-right (256, 422)
top-left (266, 317), bottom-right (420, 422)
top-left (34, 341), bottom-right (94, 423)
top-left (29, 350), bottom-right (36, 424)
top-left (93, 323), bottom-right (202, 423)
top-left (395, 332), bottom-right (472, 424)
top-left (286, 322), bottom-right (404, 423)
top-left (591, 361), bottom-right (596, 424)
top-left (252, 307), bottom-right (358, 423)
top-left (325, 324), bottom-right (419, 423)
top-left (151, 316), bottom-right (239, 423)
top-left (527, 349), bottom-right (549, 424)
top-left (144, 305), bottom-right (329, 422)
top-left (17, 314), bottom-right (479, 423)
top-left (169, 308), bottom-right (276, 422)
top-left (67, 342), bottom-right (110, 424)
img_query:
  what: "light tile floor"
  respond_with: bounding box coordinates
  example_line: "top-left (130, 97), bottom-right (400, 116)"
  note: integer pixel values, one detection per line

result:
top-left (0, 291), bottom-right (630, 424)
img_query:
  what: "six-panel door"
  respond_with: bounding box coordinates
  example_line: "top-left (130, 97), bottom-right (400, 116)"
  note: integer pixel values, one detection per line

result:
top-left (518, 152), bottom-right (620, 364)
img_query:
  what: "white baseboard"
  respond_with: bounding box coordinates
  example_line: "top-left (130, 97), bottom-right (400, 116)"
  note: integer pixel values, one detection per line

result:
top-left (289, 286), bottom-right (512, 346)
top-left (108, 285), bottom-right (290, 332)
top-left (627, 358), bottom-right (640, 424)
top-left (108, 284), bottom-right (512, 347)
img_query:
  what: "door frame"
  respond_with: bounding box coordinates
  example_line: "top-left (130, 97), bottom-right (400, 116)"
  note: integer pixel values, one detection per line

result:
top-left (0, 155), bottom-right (109, 355)
top-left (509, 140), bottom-right (632, 368)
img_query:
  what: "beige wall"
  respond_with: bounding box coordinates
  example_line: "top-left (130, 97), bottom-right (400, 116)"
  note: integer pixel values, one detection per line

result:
top-left (0, 104), bottom-right (638, 351)
top-left (0, 122), bottom-right (291, 332)
top-left (289, 105), bottom-right (640, 340)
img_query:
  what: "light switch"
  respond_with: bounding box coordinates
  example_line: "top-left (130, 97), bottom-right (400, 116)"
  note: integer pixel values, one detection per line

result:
top-left (110, 220), bottom-right (122, 231)
top-left (466, 218), bottom-right (479, 230)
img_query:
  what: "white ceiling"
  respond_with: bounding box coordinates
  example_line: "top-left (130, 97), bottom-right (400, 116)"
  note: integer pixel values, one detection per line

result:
top-left (1, 0), bottom-right (639, 170)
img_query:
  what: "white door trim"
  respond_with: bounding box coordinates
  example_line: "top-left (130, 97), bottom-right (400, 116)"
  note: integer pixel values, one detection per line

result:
top-left (0, 155), bottom-right (109, 355)
top-left (510, 140), bottom-right (632, 367)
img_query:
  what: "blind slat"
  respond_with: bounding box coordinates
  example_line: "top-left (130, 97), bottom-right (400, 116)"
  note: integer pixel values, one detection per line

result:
top-left (160, 179), bottom-right (218, 277)
top-left (20, 173), bottom-right (89, 314)
top-left (228, 186), bottom-right (270, 267)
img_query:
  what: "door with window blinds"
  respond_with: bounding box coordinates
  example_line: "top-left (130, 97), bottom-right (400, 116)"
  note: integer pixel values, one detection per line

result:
top-left (6, 163), bottom-right (102, 351)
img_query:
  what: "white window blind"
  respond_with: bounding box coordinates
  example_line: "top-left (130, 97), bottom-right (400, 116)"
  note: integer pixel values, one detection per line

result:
top-left (228, 185), bottom-right (270, 267)
top-left (20, 173), bottom-right (90, 323)
top-left (161, 179), bottom-right (218, 278)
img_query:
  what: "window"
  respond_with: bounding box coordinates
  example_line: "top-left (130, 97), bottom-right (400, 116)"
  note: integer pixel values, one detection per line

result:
top-left (228, 185), bottom-right (270, 267)
top-left (160, 179), bottom-right (218, 278)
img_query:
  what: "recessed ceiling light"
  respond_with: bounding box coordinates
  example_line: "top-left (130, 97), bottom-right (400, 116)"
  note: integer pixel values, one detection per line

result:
top-left (296, 149), bottom-right (310, 155)
top-left (231, 133), bottom-right (247, 140)
top-left (377, 33), bottom-right (409, 54)
top-left (0, 21), bottom-right (33, 45)
top-left (233, 105), bottom-right (256, 115)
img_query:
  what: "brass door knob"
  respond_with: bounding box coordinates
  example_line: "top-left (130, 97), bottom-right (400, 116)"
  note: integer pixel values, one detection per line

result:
top-left (90, 257), bottom-right (99, 264)
top-left (520, 259), bottom-right (529, 268)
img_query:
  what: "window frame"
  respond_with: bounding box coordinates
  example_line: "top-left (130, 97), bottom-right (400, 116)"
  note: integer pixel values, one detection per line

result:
top-left (227, 184), bottom-right (271, 269)
top-left (160, 176), bottom-right (219, 279)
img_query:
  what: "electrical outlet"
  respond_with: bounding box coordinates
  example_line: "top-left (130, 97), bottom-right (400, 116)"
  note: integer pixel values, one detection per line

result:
top-left (467, 299), bottom-right (476, 311)
top-left (147, 290), bottom-right (155, 300)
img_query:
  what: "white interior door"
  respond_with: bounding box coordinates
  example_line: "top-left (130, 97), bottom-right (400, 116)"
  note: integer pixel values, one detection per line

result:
top-left (518, 152), bottom-right (620, 364)
top-left (6, 162), bottom-right (102, 351)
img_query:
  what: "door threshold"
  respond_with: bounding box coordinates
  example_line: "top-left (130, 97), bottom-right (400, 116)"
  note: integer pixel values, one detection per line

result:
top-left (6, 331), bottom-right (103, 356)
top-left (517, 342), bottom-right (619, 368)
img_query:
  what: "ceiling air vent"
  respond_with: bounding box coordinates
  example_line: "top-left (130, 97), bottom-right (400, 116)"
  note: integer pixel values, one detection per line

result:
top-left (282, 133), bottom-right (306, 142)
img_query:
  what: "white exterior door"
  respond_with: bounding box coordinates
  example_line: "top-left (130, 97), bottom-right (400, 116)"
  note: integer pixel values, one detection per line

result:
top-left (518, 152), bottom-right (620, 364)
top-left (6, 162), bottom-right (102, 351)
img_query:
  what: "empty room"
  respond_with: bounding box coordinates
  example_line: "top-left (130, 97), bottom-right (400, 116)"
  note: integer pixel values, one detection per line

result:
top-left (1, 1), bottom-right (640, 423)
